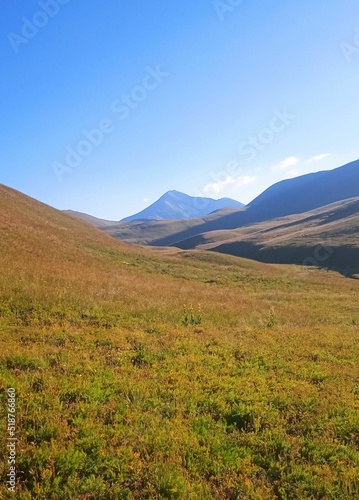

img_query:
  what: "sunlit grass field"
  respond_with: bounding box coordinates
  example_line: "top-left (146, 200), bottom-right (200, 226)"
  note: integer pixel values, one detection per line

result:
top-left (0, 185), bottom-right (358, 499)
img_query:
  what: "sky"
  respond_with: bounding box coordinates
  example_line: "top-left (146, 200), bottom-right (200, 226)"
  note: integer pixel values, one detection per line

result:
top-left (1, 0), bottom-right (359, 220)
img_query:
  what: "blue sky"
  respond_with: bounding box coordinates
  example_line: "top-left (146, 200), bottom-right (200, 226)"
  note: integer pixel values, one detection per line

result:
top-left (1, 0), bottom-right (359, 220)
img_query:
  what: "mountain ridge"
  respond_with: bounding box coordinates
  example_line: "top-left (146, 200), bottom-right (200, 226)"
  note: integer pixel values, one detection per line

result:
top-left (120, 190), bottom-right (244, 222)
top-left (170, 197), bottom-right (359, 276)
top-left (148, 159), bottom-right (359, 246)
top-left (64, 160), bottom-right (359, 270)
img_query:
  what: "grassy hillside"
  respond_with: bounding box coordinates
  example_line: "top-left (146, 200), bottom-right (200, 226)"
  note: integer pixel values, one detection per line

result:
top-left (90, 160), bottom-right (359, 250)
top-left (172, 198), bottom-right (359, 276)
top-left (0, 184), bottom-right (359, 499)
top-left (64, 210), bottom-right (120, 229)
top-left (67, 207), bottom-right (241, 246)
top-left (247, 159), bottom-right (359, 218)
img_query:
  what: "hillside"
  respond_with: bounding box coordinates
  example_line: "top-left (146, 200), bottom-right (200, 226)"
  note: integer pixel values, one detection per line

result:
top-left (64, 210), bottom-right (119, 229)
top-left (75, 160), bottom-right (359, 250)
top-left (121, 160), bottom-right (359, 248)
top-left (121, 190), bottom-right (244, 222)
top-left (172, 198), bottom-right (359, 276)
top-left (0, 184), bottom-right (359, 498)
top-left (247, 158), bottom-right (359, 218)
top-left (94, 207), bottom-right (240, 246)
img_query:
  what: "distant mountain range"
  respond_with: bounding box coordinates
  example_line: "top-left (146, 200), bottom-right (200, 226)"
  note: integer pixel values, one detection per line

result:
top-left (120, 190), bottom-right (244, 222)
top-left (65, 159), bottom-right (359, 274)
top-left (144, 159), bottom-right (359, 247)
top-left (247, 158), bottom-right (359, 218)
top-left (65, 191), bottom-right (244, 225)
top-left (174, 197), bottom-right (359, 271)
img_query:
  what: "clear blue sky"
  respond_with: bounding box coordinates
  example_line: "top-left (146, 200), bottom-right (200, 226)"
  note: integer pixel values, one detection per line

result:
top-left (1, 0), bottom-right (359, 220)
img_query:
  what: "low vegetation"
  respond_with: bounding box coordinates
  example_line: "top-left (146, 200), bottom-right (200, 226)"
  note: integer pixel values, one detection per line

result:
top-left (0, 185), bottom-right (358, 498)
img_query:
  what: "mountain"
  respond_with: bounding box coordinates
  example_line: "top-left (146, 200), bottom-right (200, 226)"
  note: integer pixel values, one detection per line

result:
top-left (1, 183), bottom-right (359, 498)
top-left (92, 207), bottom-right (240, 246)
top-left (64, 160), bottom-right (359, 270)
top-left (171, 197), bottom-right (359, 276)
top-left (120, 190), bottom-right (244, 222)
top-left (247, 158), bottom-right (359, 218)
top-left (137, 159), bottom-right (359, 247)
top-left (64, 210), bottom-right (119, 229)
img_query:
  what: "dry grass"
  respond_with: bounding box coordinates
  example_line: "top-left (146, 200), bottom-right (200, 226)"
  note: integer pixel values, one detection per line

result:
top-left (0, 184), bottom-right (358, 499)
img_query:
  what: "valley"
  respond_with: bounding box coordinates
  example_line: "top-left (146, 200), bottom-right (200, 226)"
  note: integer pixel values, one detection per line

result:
top-left (67, 161), bottom-right (359, 276)
top-left (0, 184), bottom-right (358, 498)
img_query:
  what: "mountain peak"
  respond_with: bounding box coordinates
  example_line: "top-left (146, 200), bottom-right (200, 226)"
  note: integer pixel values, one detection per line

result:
top-left (162, 190), bottom-right (183, 197)
top-left (121, 191), bottom-right (244, 222)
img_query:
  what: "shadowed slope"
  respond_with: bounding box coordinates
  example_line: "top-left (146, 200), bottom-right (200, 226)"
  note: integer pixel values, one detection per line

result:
top-left (66, 206), bottom-right (241, 245)
top-left (149, 159), bottom-right (359, 247)
top-left (173, 198), bottom-right (359, 276)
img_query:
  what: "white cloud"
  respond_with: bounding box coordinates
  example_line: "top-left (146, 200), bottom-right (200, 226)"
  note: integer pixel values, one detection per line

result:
top-left (232, 176), bottom-right (257, 190)
top-left (142, 198), bottom-right (149, 203)
top-left (307, 153), bottom-right (331, 163)
top-left (270, 156), bottom-right (300, 171)
top-left (287, 169), bottom-right (300, 177)
top-left (203, 175), bottom-right (256, 195)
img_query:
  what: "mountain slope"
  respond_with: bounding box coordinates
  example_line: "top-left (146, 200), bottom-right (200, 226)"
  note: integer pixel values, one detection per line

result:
top-left (174, 197), bottom-right (359, 275)
top-left (247, 158), bottom-right (359, 218)
top-left (66, 160), bottom-right (359, 250)
top-left (145, 159), bottom-right (359, 246)
top-left (99, 207), bottom-right (240, 245)
top-left (64, 210), bottom-right (118, 229)
top-left (121, 190), bottom-right (244, 222)
top-left (0, 184), bottom-right (131, 266)
top-left (1, 183), bottom-right (359, 498)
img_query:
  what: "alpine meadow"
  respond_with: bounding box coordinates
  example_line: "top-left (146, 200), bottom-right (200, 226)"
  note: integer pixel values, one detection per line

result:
top-left (2, 2), bottom-right (359, 499)
top-left (0, 185), bottom-right (358, 498)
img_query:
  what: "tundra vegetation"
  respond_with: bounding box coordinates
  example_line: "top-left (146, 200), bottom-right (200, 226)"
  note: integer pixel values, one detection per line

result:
top-left (0, 185), bottom-right (358, 499)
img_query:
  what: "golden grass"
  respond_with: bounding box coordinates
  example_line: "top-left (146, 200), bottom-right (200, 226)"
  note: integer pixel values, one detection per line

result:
top-left (0, 184), bottom-right (358, 499)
